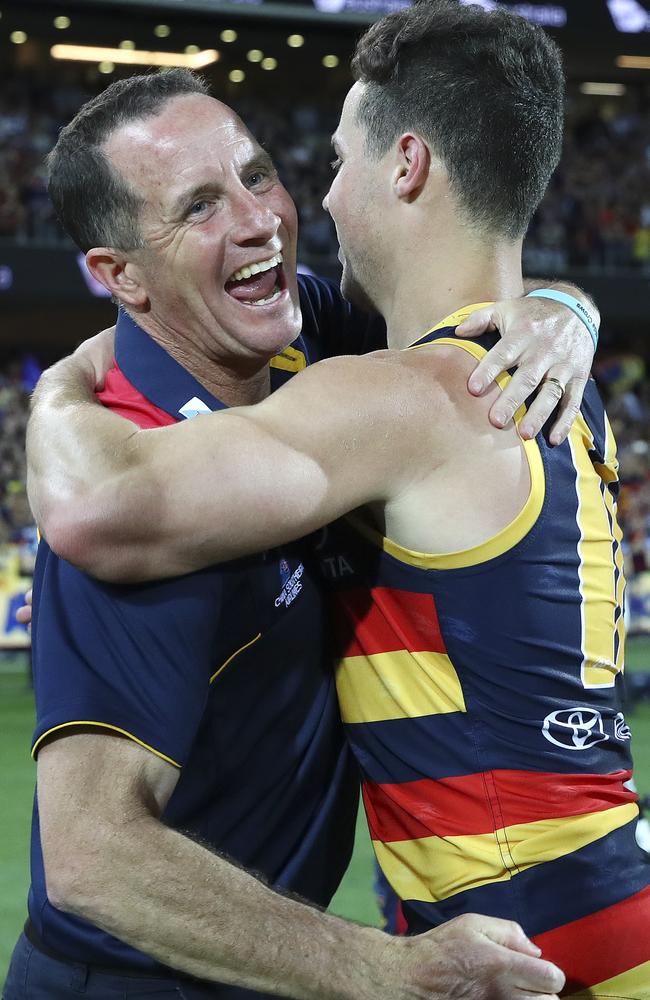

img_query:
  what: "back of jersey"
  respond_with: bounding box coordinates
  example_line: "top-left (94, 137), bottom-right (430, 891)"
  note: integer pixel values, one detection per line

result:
top-left (322, 326), bottom-right (650, 998)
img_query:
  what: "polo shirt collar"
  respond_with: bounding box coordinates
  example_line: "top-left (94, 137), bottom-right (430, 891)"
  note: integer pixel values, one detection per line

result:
top-left (115, 309), bottom-right (227, 419)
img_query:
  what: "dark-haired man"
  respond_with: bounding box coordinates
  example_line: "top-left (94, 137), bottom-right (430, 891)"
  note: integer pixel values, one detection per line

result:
top-left (13, 51), bottom-right (597, 1000)
top-left (24, 3), bottom-right (649, 996)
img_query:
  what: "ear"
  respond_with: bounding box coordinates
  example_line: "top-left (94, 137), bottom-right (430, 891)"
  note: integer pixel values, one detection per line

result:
top-left (393, 134), bottom-right (430, 201)
top-left (85, 248), bottom-right (149, 310)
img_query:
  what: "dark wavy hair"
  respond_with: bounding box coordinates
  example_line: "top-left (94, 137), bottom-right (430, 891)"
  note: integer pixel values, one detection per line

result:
top-left (351, 0), bottom-right (565, 239)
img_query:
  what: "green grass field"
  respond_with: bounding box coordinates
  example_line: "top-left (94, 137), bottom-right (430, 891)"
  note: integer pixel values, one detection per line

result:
top-left (2, 639), bottom-right (650, 981)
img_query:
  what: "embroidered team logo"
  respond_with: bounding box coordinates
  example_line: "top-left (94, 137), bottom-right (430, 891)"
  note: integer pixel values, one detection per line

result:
top-left (279, 558), bottom-right (291, 586)
top-left (542, 707), bottom-right (609, 751)
top-left (275, 560), bottom-right (304, 608)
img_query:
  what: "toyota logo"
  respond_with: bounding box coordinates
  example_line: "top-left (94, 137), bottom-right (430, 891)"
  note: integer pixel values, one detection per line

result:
top-left (542, 707), bottom-right (609, 750)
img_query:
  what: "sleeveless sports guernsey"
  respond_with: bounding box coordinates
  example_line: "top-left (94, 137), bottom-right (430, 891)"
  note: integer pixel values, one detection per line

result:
top-left (319, 304), bottom-right (650, 999)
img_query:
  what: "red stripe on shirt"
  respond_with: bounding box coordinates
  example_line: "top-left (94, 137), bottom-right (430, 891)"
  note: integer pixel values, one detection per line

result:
top-left (363, 769), bottom-right (635, 841)
top-left (331, 587), bottom-right (446, 658)
top-left (97, 364), bottom-right (177, 428)
top-left (533, 882), bottom-right (650, 994)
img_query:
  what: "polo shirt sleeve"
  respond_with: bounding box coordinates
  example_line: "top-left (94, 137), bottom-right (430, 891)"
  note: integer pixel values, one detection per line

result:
top-left (30, 541), bottom-right (221, 768)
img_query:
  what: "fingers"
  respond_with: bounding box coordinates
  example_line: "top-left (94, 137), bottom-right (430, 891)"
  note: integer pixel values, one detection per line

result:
top-left (548, 376), bottom-right (586, 446)
top-left (477, 916), bottom-right (540, 956)
top-left (456, 307), bottom-right (501, 341)
top-left (487, 364), bottom-right (546, 429)
top-left (515, 994), bottom-right (561, 1000)
top-left (516, 366), bottom-right (570, 440)
top-left (16, 589), bottom-right (33, 629)
top-left (505, 953), bottom-right (566, 997)
top-left (467, 340), bottom-right (520, 397)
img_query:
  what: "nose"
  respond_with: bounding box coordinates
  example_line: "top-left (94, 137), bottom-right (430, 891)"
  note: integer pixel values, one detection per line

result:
top-left (230, 185), bottom-right (280, 246)
top-left (322, 190), bottom-right (330, 214)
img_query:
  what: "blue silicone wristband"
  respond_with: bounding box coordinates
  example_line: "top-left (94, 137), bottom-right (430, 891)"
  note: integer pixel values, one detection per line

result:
top-left (526, 289), bottom-right (599, 351)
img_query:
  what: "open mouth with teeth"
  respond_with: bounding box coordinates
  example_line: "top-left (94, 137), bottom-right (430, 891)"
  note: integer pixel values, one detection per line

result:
top-left (225, 251), bottom-right (285, 307)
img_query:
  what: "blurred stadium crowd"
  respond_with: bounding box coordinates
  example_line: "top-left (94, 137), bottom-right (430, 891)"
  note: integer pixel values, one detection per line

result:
top-left (1, 71), bottom-right (650, 634)
top-left (2, 72), bottom-right (650, 267)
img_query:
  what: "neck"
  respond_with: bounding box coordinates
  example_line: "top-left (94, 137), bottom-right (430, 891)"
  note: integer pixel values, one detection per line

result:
top-left (383, 229), bottom-right (524, 350)
top-left (133, 315), bottom-right (272, 407)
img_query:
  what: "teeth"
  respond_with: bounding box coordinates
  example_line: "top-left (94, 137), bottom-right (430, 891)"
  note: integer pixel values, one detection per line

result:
top-left (229, 251), bottom-right (283, 284)
top-left (244, 286), bottom-right (282, 307)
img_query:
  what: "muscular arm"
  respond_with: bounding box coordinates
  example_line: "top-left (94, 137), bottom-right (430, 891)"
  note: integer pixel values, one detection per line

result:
top-left (38, 732), bottom-right (563, 1000)
top-left (29, 352), bottom-right (430, 579)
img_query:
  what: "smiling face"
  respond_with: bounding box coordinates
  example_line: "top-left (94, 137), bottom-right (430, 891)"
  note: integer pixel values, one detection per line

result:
top-left (103, 93), bottom-right (301, 363)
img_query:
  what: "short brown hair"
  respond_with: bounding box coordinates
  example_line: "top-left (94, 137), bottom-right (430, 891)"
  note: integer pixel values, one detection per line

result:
top-left (352, 0), bottom-right (564, 239)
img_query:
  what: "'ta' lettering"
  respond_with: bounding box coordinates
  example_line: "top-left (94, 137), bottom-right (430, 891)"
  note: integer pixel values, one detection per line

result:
top-left (321, 555), bottom-right (354, 579)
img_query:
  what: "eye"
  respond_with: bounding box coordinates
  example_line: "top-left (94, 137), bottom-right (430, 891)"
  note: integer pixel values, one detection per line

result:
top-left (330, 157), bottom-right (342, 173)
top-left (246, 168), bottom-right (271, 187)
top-left (188, 199), bottom-right (209, 216)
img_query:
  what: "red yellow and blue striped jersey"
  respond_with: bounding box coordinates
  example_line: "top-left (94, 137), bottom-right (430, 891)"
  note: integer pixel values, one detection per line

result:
top-left (318, 305), bottom-right (650, 998)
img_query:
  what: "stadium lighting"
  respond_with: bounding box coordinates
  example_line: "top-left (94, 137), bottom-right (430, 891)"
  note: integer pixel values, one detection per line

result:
top-left (322, 55), bottom-right (339, 68)
top-left (10, 30), bottom-right (27, 44)
top-left (51, 44), bottom-right (220, 69)
top-left (580, 82), bottom-right (626, 95)
top-left (229, 69), bottom-right (245, 83)
top-left (247, 49), bottom-right (264, 62)
top-left (261, 57), bottom-right (277, 71)
top-left (54, 16), bottom-right (71, 29)
top-left (220, 29), bottom-right (237, 43)
top-left (287, 34), bottom-right (305, 47)
top-left (616, 54), bottom-right (650, 69)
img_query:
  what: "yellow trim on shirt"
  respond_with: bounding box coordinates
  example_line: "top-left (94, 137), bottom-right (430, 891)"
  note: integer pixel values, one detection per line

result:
top-left (210, 632), bottom-right (263, 684)
top-left (31, 721), bottom-right (182, 768)
top-left (406, 302), bottom-right (495, 344)
top-left (346, 333), bottom-right (545, 570)
top-left (270, 346), bottom-right (307, 373)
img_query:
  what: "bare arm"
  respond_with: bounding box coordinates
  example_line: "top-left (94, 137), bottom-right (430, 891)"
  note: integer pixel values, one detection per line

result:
top-left (28, 352), bottom-right (429, 579)
top-left (38, 732), bottom-right (563, 1000)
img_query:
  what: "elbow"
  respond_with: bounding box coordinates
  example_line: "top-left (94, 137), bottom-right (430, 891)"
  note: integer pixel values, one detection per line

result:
top-left (44, 854), bottom-right (88, 916)
top-left (44, 837), bottom-right (108, 919)
top-left (38, 502), bottom-right (105, 575)
top-left (35, 489), bottom-right (139, 583)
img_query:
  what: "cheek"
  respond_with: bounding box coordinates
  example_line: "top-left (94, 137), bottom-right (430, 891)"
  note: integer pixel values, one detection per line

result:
top-left (271, 186), bottom-right (298, 243)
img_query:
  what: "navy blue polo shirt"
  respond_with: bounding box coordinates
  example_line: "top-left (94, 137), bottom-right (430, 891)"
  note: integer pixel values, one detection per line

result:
top-left (27, 275), bottom-right (385, 979)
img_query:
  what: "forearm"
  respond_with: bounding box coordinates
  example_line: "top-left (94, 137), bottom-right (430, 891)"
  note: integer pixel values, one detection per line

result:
top-left (55, 815), bottom-right (390, 1000)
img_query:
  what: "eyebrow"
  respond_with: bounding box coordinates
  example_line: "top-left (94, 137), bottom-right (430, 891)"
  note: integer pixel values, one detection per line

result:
top-left (169, 149), bottom-right (278, 219)
top-left (170, 183), bottom-right (217, 219)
